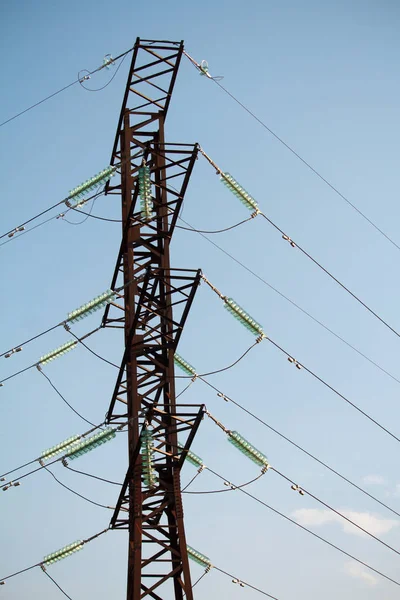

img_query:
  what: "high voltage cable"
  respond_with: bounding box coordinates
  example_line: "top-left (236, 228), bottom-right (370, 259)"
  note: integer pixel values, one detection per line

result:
top-left (178, 216), bottom-right (400, 388)
top-left (200, 376), bottom-right (400, 518)
top-left (63, 463), bottom-right (123, 486)
top-left (0, 279), bottom-right (131, 360)
top-left (205, 466), bottom-right (400, 588)
top-left (176, 217), bottom-right (254, 234)
top-left (183, 50), bottom-right (400, 252)
top-left (0, 145), bottom-right (163, 243)
top-left (270, 465), bottom-right (400, 557)
top-left (199, 147), bottom-right (400, 341)
top-left (198, 277), bottom-right (400, 445)
top-left (183, 473), bottom-right (265, 495)
top-left (69, 330), bottom-right (119, 369)
top-left (6, 167), bottom-right (400, 393)
top-left (0, 421), bottom-right (107, 480)
top-left (0, 188), bottom-right (104, 244)
top-left (212, 566), bottom-right (279, 599)
top-left (12, 194), bottom-right (398, 392)
top-left (0, 326), bottom-right (102, 385)
top-left (0, 47), bottom-right (134, 129)
top-left (39, 369), bottom-right (97, 428)
top-left (0, 528), bottom-right (109, 583)
top-left (43, 570), bottom-right (73, 600)
top-left (204, 411), bottom-right (400, 558)
top-left (43, 466), bottom-right (114, 510)
top-left (174, 342), bottom-right (259, 379)
top-left (173, 364), bottom-right (400, 519)
top-left (2, 534), bottom-right (279, 600)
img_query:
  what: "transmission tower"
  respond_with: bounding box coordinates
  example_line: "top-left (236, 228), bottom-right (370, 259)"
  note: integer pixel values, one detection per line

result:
top-left (102, 38), bottom-right (203, 600)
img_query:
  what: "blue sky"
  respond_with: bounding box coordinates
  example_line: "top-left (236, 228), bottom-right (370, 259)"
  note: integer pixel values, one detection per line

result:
top-left (1, 1), bottom-right (400, 598)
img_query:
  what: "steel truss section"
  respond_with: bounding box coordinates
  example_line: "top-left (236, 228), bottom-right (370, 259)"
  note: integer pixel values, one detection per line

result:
top-left (111, 403), bottom-right (204, 599)
top-left (106, 267), bottom-right (201, 423)
top-left (102, 142), bottom-right (199, 329)
top-left (102, 38), bottom-right (200, 600)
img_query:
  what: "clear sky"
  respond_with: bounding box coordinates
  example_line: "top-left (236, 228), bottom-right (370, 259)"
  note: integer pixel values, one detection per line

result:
top-left (1, 1), bottom-right (400, 599)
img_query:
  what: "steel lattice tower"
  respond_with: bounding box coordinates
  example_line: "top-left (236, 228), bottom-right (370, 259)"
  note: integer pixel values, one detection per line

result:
top-left (102, 38), bottom-right (203, 600)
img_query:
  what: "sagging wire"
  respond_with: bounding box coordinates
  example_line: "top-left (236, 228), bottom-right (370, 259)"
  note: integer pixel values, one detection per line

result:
top-left (0, 420), bottom-right (109, 482)
top-left (0, 326), bottom-right (103, 386)
top-left (38, 368), bottom-right (97, 427)
top-left (0, 188), bottom-right (106, 247)
top-left (78, 53), bottom-right (128, 92)
top-left (204, 410), bottom-right (400, 558)
top-left (176, 216), bottom-right (254, 234)
top-left (42, 569), bottom-right (73, 600)
top-left (0, 45), bottom-right (134, 128)
top-left (204, 466), bottom-right (400, 589)
top-left (174, 341), bottom-right (259, 379)
top-left (183, 49), bottom-right (400, 253)
top-left (0, 279), bottom-right (130, 362)
top-left (174, 351), bottom-right (400, 520)
top-left (177, 214), bottom-right (400, 390)
top-left (0, 528), bottom-right (109, 585)
top-left (43, 465), bottom-right (115, 511)
top-left (186, 544), bottom-right (279, 598)
top-left (198, 146), bottom-right (400, 342)
top-left (68, 328), bottom-right (119, 369)
top-left (200, 274), bottom-right (400, 445)
top-left (63, 463), bottom-right (122, 487)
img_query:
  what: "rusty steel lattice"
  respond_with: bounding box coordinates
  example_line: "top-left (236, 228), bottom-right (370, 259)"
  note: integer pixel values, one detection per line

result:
top-left (102, 39), bottom-right (202, 600)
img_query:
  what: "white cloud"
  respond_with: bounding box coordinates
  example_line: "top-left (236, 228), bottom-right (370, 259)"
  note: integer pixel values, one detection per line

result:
top-left (363, 474), bottom-right (386, 486)
top-left (344, 562), bottom-right (378, 586)
top-left (292, 508), bottom-right (399, 537)
top-left (393, 484), bottom-right (400, 497)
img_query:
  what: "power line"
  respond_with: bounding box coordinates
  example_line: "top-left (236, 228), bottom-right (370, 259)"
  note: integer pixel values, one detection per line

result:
top-left (178, 216), bottom-right (400, 388)
top-left (204, 409), bottom-right (400, 558)
top-left (176, 217), bottom-right (253, 234)
top-left (43, 466), bottom-right (114, 510)
top-left (69, 329), bottom-right (120, 369)
top-left (0, 325), bottom-right (117, 386)
top-left (43, 570), bottom-right (74, 600)
top-left (0, 189), bottom-right (104, 244)
top-left (39, 369), bottom-right (97, 428)
top-left (269, 466), bottom-right (400, 558)
top-left (198, 376), bottom-right (400, 519)
top-left (183, 473), bottom-right (265, 495)
top-left (63, 463), bottom-right (122, 486)
top-left (175, 342), bottom-right (258, 379)
top-left (259, 211), bottom-right (400, 339)
top-left (199, 147), bottom-right (400, 341)
top-left (196, 279), bottom-right (400, 444)
top-left (0, 422), bottom-right (106, 481)
top-left (0, 47), bottom-right (134, 129)
top-left (183, 51), bottom-right (400, 252)
top-left (0, 528), bottom-right (109, 583)
top-left (213, 566), bottom-right (279, 599)
top-left (206, 466), bottom-right (400, 588)
top-left (0, 278), bottom-right (133, 361)
top-left (265, 336), bottom-right (400, 443)
top-left (0, 323), bottom-right (61, 359)
top-left (78, 53), bottom-right (129, 92)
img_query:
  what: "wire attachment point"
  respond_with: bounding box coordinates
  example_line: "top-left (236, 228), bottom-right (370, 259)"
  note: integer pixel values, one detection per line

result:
top-left (282, 234), bottom-right (296, 248)
top-left (287, 356), bottom-right (302, 369)
top-left (291, 483), bottom-right (305, 496)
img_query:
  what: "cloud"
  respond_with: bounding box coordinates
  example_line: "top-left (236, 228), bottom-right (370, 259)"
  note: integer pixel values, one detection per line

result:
top-left (394, 484), bottom-right (400, 497)
top-left (363, 474), bottom-right (386, 486)
top-left (292, 508), bottom-right (399, 537)
top-left (344, 562), bottom-right (378, 586)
